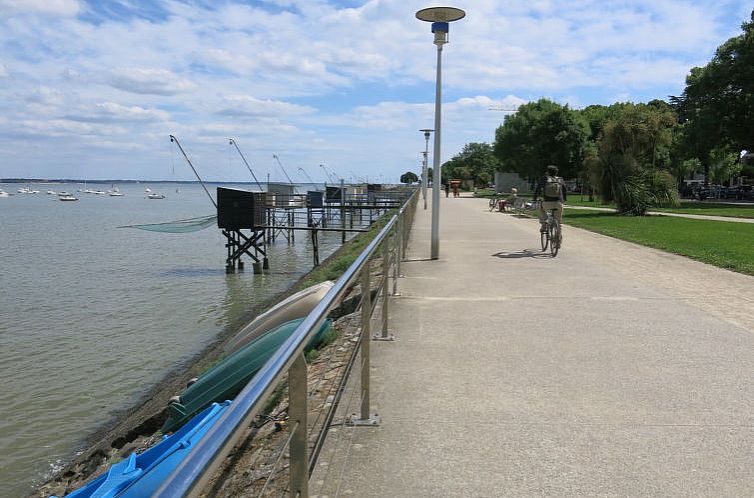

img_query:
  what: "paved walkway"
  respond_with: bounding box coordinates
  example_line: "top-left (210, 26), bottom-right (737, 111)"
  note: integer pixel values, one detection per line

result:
top-left (312, 191), bottom-right (753, 497)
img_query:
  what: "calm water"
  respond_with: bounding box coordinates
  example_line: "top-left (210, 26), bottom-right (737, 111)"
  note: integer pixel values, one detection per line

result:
top-left (0, 182), bottom-right (342, 497)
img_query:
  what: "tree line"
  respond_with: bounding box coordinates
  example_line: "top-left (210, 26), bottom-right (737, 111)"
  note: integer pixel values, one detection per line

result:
top-left (437, 10), bottom-right (754, 214)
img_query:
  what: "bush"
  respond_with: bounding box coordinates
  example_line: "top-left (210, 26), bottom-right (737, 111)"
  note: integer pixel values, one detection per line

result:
top-left (615, 169), bottom-right (679, 215)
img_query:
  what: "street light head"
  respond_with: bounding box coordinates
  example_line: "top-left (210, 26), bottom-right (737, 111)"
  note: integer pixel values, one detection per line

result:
top-left (415, 7), bottom-right (465, 22)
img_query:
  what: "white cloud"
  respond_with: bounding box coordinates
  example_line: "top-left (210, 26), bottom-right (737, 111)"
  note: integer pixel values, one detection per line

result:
top-left (0, 0), bottom-right (80, 16)
top-left (23, 86), bottom-right (66, 106)
top-left (64, 102), bottom-right (170, 123)
top-left (108, 68), bottom-right (196, 96)
top-left (0, 0), bottom-right (748, 180)
top-left (218, 95), bottom-right (315, 118)
top-left (17, 118), bottom-right (126, 138)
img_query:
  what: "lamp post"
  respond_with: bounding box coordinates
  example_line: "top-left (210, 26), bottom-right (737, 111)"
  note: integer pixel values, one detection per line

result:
top-left (416, 6), bottom-right (465, 260)
top-left (419, 129), bottom-right (433, 210)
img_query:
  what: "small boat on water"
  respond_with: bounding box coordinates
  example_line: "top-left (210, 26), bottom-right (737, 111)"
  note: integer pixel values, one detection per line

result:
top-left (224, 280), bottom-right (335, 355)
top-left (54, 401), bottom-right (231, 498)
top-left (162, 318), bottom-right (333, 433)
top-left (147, 193), bottom-right (166, 199)
top-left (47, 190), bottom-right (56, 195)
top-left (59, 194), bottom-right (79, 201)
top-left (109, 187), bottom-right (124, 196)
top-left (0, 189), bottom-right (9, 198)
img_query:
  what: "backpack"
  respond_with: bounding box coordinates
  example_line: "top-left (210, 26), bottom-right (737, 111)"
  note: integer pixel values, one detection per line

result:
top-left (544, 176), bottom-right (562, 199)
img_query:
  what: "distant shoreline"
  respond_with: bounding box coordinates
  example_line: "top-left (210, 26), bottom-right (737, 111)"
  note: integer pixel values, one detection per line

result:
top-left (1, 179), bottom-right (269, 184)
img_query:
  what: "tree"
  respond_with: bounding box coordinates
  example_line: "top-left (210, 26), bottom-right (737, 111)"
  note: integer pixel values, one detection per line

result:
top-left (400, 171), bottom-right (418, 184)
top-left (442, 142), bottom-right (499, 187)
top-left (708, 147), bottom-right (741, 184)
top-left (588, 103), bottom-right (679, 214)
top-left (672, 11), bottom-right (754, 178)
top-left (493, 98), bottom-right (590, 182)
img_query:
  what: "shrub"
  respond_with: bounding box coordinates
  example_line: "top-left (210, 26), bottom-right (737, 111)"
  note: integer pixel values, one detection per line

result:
top-left (615, 170), bottom-right (679, 215)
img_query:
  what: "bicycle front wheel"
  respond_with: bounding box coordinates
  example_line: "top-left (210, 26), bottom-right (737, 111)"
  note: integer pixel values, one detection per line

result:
top-left (489, 198), bottom-right (496, 211)
top-left (540, 228), bottom-right (548, 251)
top-left (549, 219), bottom-right (561, 257)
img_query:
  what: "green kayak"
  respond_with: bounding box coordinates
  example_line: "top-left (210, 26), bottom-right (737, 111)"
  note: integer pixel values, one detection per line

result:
top-left (162, 318), bottom-right (332, 433)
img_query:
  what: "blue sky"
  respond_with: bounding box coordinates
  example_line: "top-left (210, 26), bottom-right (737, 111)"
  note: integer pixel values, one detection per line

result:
top-left (0, 0), bottom-right (750, 182)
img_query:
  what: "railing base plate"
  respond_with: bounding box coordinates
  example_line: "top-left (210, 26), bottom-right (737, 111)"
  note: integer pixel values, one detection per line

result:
top-left (347, 413), bottom-right (381, 426)
top-left (373, 334), bottom-right (395, 341)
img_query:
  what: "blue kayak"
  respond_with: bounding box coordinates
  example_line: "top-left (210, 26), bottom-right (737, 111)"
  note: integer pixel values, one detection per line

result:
top-left (161, 317), bottom-right (332, 433)
top-left (55, 401), bottom-right (230, 498)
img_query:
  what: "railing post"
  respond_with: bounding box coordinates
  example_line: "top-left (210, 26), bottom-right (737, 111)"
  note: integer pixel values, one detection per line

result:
top-left (289, 353), bottom-right (308, 498)
top-left (360, 268), bottom-right (371, 419)
top-left (340, 179), bottom-right (346, 244)
top-left (347, 266), bottom-right (380, 426)
top-left (374, 237), bottom-right (395, 341)
top-left (392, 222), bottom-right (401, 296)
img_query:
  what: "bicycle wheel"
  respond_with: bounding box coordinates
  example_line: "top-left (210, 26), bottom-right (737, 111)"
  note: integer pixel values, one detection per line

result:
top-left (549, 219), bottom-right (560, 257)
top-left (540, 224), bottom-right (549, 251)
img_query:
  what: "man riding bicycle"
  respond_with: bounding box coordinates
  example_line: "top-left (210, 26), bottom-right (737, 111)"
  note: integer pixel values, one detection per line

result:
top-left (532, 165), bottom-right (567, 232)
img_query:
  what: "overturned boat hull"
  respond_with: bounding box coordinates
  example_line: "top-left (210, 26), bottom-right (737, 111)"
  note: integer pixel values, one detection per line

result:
top-left (162, 318), bottom-right (332, 433)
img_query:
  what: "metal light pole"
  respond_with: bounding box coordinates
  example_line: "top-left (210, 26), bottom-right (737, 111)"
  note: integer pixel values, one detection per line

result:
top-left (420, 129), bottom-right (433, 210)
top-left (416, 7), bottom-right (465, 260)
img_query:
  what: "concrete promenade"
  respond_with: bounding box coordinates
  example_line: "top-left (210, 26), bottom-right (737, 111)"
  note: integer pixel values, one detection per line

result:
top-left (312, 190), bottom-right (753, 497)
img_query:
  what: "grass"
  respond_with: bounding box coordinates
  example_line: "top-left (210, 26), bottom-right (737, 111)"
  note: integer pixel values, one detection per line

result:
top-left (563, 210), bottom-right (754, 276)
top-left (297, 209), bottom-right (396, 289)
top-left (563, 196), bottom-right (615, 208)
top-left (650, 201), bottom-right (754, 219)
top-left (490, 190), bottom-right (754, 218)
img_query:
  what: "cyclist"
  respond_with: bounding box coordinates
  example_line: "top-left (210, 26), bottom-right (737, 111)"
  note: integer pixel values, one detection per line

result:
top-left (532, 165), bottom-right (567, 232)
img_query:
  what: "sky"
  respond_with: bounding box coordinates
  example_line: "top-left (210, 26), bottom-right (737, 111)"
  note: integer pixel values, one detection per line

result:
top-left (0, 0), bottom-right (751, 183)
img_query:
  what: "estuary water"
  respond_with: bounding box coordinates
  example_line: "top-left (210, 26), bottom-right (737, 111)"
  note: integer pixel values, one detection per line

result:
top-left (0, 182), bottom-right (341, 497)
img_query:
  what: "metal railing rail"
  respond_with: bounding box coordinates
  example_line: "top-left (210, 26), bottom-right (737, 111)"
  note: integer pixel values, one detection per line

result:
top-left (155, 188), bottom-right (418, 498)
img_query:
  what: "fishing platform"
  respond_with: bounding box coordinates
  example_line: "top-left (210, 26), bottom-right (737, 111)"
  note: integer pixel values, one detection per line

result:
top-left (217, 183), bottom-right (409, 273)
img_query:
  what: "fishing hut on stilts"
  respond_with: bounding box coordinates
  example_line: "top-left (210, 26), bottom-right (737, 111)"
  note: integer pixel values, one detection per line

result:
top-left (168, 135), bottom-right (409, 274)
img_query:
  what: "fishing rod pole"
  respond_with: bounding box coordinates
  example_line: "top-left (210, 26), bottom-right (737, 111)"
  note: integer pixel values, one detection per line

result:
top-left (272, 154), bottom-right (295, 185)
top-left (169, 134), bottom-right (217, 208)
top-left (319, 163), bottom-right (334, 183)
top-left (229, 138), bottom-right (263, 190)
top-left (297, 166), bottom-right (317, 186)
top-left (319, 163), bottom-right (339, 183)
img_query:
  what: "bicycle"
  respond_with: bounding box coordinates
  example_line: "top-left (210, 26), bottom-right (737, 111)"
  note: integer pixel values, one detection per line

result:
top-left (488, 194), bottom-right (512, 213)
top-left (536, 202), bottom-right (562, 256)
top-left (488, 194), bottom-right (500, 212)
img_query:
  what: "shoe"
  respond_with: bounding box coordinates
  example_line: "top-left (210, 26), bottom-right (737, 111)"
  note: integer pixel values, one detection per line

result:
top-left (539, 226), bottom-right (547, 233)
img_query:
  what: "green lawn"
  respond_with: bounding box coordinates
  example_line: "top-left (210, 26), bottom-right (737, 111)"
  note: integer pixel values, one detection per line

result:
top-left (563, 210), bottom-right (754, 276)
top-left (564, 197), bottom-right (614, 208)
top-left (481, 190), bottom-right (754, 218)
top-left (650, 201), bottom-right (754, 219)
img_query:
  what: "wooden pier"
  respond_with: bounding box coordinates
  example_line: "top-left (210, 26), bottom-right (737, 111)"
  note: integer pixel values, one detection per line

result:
top-left (217, 185), bottom-right (409, 274)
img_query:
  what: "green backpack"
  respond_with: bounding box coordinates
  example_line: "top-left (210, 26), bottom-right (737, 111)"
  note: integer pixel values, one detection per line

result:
top-left (544, 176), bottom-right (562, 198)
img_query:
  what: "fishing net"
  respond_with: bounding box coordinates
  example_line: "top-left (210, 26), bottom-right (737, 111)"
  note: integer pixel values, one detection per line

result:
top-left (118, 214), bottom-right (217, 233)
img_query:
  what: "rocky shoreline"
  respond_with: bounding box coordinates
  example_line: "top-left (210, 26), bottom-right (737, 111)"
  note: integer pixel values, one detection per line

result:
top-left (30, 246), bottom-right (368, 497)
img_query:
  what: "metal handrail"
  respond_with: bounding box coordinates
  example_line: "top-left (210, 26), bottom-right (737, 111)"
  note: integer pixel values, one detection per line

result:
top-left (155, 189), bottom-right (417, 497)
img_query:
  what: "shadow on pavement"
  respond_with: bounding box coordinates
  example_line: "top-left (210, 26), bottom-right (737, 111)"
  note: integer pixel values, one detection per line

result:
top-left (492, 249), bottom-right (552, 259)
